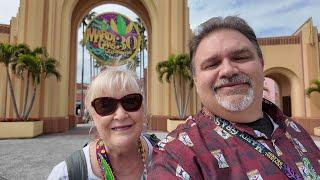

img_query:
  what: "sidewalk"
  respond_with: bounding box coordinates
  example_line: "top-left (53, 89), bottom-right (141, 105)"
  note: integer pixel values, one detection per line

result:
top-left (0, 124), bottom-right (319, 180)
top-left (0, 124), bottom-right (167, 180)
top-left (0, 124), bottom-right (91, 180)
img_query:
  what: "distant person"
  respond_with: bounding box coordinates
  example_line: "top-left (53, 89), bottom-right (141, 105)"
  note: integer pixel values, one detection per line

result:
top-left (48, 67), bottom-right (159, 180)
top-left (77, 108), bottom-right (80, 116)
top-left (148, 16), bottom-right (320, 179)
top-left (82, 109), bottom-right (92, 123)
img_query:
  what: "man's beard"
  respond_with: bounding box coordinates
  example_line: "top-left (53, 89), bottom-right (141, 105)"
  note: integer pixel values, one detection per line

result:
top-left (212, 73), bottom-right (254, 112)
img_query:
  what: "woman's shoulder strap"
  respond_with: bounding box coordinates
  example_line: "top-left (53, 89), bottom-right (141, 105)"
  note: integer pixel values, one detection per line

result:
top-left (65, 149), bottom-right (88, 180)
top-left (143, 133), bottom-right (160, 146)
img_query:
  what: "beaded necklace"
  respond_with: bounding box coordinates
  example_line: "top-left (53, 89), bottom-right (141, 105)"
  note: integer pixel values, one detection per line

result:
top-left (96, 138), bottom-right (146, 180)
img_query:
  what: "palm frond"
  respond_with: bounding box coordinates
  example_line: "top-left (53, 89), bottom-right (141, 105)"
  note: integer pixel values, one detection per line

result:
top-left (306, 79), bottom-right (320, 97)
top-left (312, 80), bottom-right (320, 88)
top-left (155, 53), bottom-right (194, 118)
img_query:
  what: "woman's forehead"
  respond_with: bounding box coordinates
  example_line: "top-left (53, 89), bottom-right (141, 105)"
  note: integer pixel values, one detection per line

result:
top-left (95, 87), bottom-right (140, 99)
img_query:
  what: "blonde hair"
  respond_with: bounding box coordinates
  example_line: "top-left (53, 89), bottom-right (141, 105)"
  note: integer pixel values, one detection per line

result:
top-left (85, 66), bottom-right (142, 115)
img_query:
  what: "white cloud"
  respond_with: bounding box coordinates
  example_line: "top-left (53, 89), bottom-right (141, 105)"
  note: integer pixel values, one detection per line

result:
top-left (0, 0), bottom-right (20, 24)
top-left (188, 0), bottom-right (320, 37)
top-left (90, 4), bottom-right (138, 21)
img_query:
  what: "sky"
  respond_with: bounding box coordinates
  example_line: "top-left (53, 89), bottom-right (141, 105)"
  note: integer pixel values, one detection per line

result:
top-left (188, 0), bottom-right (320, 37)
top-left (1, 0), bottom-right (320, 83)
top-left (0, 0), bottom-right (20, 24)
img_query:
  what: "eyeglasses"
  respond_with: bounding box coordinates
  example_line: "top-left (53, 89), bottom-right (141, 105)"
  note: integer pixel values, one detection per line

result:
top-left (91, 93), bottom-right (143, 116)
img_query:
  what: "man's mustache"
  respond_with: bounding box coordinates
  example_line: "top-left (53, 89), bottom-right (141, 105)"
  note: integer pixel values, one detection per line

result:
top-left (213, 74), bottom-right (252, 91)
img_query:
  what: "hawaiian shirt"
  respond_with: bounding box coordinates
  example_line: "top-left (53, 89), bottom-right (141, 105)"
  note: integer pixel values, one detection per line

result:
top-left (148, 99), bottom-right (320, 179)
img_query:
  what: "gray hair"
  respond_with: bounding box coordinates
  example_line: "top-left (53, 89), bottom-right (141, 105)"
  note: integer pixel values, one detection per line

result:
top-left (189, 16), bottom-right (263, 75)
top-left (85, 66), bottom-right (142, 115)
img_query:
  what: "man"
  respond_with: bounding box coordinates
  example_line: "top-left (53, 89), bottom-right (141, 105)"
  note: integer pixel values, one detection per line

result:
top-left (148, 16), bottom-right (320, 179)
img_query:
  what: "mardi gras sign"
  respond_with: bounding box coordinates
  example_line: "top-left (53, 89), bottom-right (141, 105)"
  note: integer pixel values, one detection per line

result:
top-left (84, 12), bottom-right (141, 64)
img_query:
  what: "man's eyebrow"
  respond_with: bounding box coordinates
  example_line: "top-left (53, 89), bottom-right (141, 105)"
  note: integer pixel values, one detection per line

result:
top-left (230, 48), bottom-right (253, 56)
top-left (201, 54), bottom-right (219, 63)
top-left (199, 55), bottom-right (220, 67)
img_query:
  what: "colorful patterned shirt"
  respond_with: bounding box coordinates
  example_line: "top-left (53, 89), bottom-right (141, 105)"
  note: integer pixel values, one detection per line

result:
top-left (148, 100), bottom-right (320, 179)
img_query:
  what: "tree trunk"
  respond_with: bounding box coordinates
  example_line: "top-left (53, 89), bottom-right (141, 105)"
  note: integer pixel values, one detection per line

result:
top-left (90, 55), bottom-right (92, 82)
top-left (178, 73), bottom-right (184, 118)
top-left (22, 72), bottom-right (30, 118)
top-left (139, 48), bottom-right (142, 79)
top-left (173, 75), bottom-right (182, 119)
top-left (24, 86), bottom-right (37, 121)
top-left (81, 23), bottom-right (85, 117)
top-left (142, 49), bottom-right (145, 78)
top-left (6, 68), bottom-right (21, 120)
top-left (182, 83), bottom-right (191, 118)
top-left (3, 74), bottom-right (8, 121)
top-left (142, 48), bottom-right (146, 104)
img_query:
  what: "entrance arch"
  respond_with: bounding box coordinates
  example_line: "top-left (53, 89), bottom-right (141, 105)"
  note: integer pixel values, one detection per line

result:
top-left (5, 0), bottom-right (192, 132)
top-left (263, 77), bottom-right (281, 108)
top-left (264, 67), bottom-right (306, 117)
top-left (57, 0), bottom-right (192, 131)
top-left (68, 0), bottom-right (153, 117)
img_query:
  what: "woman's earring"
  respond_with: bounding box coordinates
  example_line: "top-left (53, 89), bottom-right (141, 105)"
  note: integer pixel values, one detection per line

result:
top-left (88, 120), bottom-right (97, 140)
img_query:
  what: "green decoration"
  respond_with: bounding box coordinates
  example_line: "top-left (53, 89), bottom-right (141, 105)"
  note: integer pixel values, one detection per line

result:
top-left (117, 15), bottom-right (126, 36)
top-left (98, 153), bottom-right (115, 180)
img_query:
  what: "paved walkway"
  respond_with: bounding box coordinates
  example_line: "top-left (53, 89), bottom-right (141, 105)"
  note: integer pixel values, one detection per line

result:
top-left (0, 124), bottom-right (319, 180)
top-left (0, 124), bottom-right (167, 180)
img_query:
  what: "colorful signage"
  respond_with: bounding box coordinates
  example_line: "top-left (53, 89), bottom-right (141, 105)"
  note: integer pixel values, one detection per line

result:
top-left (84, 12), bottom-right (141, 64)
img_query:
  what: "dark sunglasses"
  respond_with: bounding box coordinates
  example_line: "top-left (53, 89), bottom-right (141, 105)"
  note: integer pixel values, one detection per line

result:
top-left (91, 93), bottom-right (143, 116)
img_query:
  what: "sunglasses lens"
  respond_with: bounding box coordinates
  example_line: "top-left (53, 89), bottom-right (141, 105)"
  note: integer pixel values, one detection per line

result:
top-left (121, 93), bottom-right (143, 112)
top-left (92, 97), bottom-right (117, 116)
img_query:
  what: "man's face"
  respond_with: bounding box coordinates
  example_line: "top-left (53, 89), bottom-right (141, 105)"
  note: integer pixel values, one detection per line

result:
top-left (193, 29), bottom-right (264, 113)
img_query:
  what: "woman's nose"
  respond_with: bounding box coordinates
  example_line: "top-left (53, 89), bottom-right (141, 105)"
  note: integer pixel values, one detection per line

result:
top-left (113, 104), bottom-right (129, 120)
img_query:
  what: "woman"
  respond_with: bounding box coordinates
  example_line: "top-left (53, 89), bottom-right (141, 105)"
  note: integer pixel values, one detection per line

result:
top-left (48, 67), bottom-right (157, 180)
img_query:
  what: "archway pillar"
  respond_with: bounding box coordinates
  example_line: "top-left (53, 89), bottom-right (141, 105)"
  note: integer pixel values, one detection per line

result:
top-left (147, 0), bottom-right (197, 119)
top-left (291, 76), bottom-right (306, 117)
top-left (6, 0), bottom-right (47, 120)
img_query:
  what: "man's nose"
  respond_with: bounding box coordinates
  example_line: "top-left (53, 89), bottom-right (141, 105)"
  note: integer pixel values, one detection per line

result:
top-left (113, 104), bottom-right (129, 120)
top-left (218, 59), bottom-right (239, 78)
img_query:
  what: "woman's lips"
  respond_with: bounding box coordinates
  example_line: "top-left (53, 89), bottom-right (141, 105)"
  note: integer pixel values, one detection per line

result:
top-left (111, 125), bottom-right (133, 131)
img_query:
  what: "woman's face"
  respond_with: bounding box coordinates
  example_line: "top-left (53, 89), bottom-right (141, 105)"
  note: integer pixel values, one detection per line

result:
top-left (91, 89), bottom-right (144, 150)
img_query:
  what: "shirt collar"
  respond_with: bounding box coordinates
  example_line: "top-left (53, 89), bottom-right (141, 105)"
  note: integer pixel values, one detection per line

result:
top-left (201, 98), bottom-right (287, 139)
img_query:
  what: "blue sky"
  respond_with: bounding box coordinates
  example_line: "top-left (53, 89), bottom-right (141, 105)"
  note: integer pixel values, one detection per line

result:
top-left (188, 0), bottom-right (320, 37)
top-left (1, 0), bottom-right (319, 37)
top-left (1, 0), bottom-right (320, 83)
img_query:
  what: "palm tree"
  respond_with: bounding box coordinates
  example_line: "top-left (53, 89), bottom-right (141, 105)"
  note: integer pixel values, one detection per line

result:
top-left (11, 44), bottom-right (34, 116)
top-left (306, 80), bottom-right (320, 97)
top-left (127, 54), bottom-right (140, 70)
top-left (134, 18), bottom-right (148, 78)
top-left (83, 11), bottom-right (96, 82)
top-left (0, 43), bottom-right (30, 120)
top-left (13, 47), bottom-right (61, 120)
top-left (156, 54), bottom-right (193, 119)
top-left (1, 43), bottom-right (61, 121)
top-left (79, 11), bottom-right (96, 117)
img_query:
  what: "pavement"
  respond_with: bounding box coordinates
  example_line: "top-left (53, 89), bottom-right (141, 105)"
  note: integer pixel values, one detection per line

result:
top-left (0, 124), bottom-right (167, 180)
top-left (0, 124), bottom-right (319, 180)
top-left (312, 135), bottom-right (320, 147)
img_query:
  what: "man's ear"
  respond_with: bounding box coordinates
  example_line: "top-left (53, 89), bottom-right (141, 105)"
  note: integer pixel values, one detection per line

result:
top-left (193, 76), bottom-right (198, 86)
top-left (261, 58), bottom-right (264, 67)
top-left (193, 77), bottom-right (199, 92)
